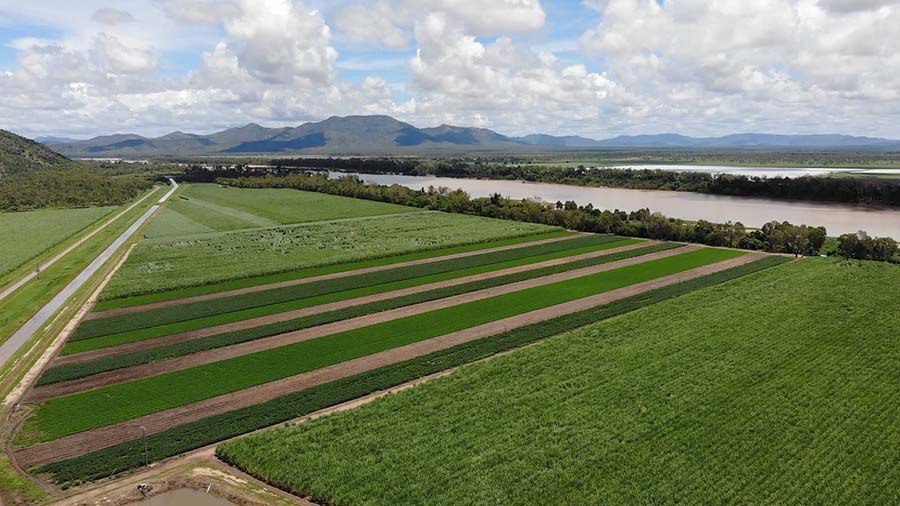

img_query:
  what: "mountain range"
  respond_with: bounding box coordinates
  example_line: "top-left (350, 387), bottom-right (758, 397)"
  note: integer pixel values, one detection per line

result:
top-left (40, 115), bottom-right (900, 157)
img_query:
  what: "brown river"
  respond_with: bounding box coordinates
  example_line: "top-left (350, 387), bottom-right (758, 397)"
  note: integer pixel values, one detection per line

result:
top-left (339, 172), bottom-right (900, 239)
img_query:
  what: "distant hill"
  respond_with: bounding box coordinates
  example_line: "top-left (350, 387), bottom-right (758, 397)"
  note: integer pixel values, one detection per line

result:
top-left (515, 134), bottom-right (605, 147)
top-left (42, 115), bottom-right (900, 157)
top-left (47, 116), bottom-right (523, 157)
top-left (597, 133), bottom-right (900, 149)
top-left (0, 129), bottom-right (73, 176)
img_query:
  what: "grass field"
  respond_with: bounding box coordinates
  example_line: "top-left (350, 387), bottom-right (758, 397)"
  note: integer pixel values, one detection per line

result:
top-left (218, 258), bottom-right (900, 505)
top-left (0, 207), bottom-right (113, 277)
top-left (36, 256), bottom-right (787, 483)
top-left (93, 230), bottom-right (574, 311)
top-left (73, 235), bottom-right (632, 346)
top-left (22, 248), bottom-right (741, 442)
top-left (102, 212), bottom-right (555, 299)
top-left (144, 184), bottom-right (417, 238)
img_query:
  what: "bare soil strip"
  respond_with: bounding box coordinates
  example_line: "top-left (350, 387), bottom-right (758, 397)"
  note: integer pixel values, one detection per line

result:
top-left (57, 240), bottom-right (661, 366)
top-left (28, 244), bottom-right (693, 402)
top-left (85, 232), bottom-right (591, 320)
top-left (14, 252), bottom-right (764, 469)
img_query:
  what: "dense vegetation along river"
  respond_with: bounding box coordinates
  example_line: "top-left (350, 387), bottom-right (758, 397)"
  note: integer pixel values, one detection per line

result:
top-left (607, 164), bottom-right (900, 178)
top-left (339, 172), bottom-right (900, 239)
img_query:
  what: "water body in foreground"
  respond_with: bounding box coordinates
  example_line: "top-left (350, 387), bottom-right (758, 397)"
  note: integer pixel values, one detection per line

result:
top-left (336, 172), bottom-right (900, 239)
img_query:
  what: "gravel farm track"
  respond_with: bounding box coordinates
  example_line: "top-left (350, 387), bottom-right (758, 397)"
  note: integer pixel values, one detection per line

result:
top-left (14, 251), bottom-right (765, 469)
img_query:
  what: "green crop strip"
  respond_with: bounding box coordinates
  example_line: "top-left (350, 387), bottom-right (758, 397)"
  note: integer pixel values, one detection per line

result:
top-left (73, 234), bottom-right (628, 341)
top-left (39, 242), bottom-right (678, 385)
top-left (35, 256), bottom-right (788, 483)
top-left (64, 236), bottom-right (641, 354)
top-left (93, 230), bottom-right (574, 311)
top-left (24, 248), bottom-right (742, 442)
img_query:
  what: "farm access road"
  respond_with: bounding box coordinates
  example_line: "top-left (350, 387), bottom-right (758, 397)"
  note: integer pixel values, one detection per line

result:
top-left (14, 252), bottom-right (765, 469)
top-left (0, 179), bottom-right (178, 370)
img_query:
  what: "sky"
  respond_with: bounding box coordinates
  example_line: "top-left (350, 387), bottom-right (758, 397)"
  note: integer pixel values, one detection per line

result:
top-left (0, 0), bottom-right (899, 140)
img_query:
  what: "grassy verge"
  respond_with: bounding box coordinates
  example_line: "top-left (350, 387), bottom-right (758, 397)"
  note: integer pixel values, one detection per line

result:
top-left (24, 248), bottom-right (742, 442)
top-left (74, 235), bottom-right (627, 342)
top-left (35, 256), bottom-right (788, 484)
top-left (93, 230), bottom-right (573, 311)
top-left (0, 455), bottom-right (44, 503)
top-left (216, 258), bottom-right (900, 506)
top-left (40, 242), bottom-right (675, 384)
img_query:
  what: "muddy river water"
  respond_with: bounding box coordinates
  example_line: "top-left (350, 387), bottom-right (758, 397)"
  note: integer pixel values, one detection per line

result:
top-left (338, 172), bottom-right (900, 239)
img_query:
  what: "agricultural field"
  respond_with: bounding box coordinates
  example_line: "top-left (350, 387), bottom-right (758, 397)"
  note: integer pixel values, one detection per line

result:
top-left (5, 185), bottom-right (787, 486)
top-left (103, 210), bottom-right (556, 299)
top-left (217, 258), bottom-right (900, 505)
top-left (144, 183), bottom-right (417, 238)
top-left (0, 206), bottom-right (113, 277)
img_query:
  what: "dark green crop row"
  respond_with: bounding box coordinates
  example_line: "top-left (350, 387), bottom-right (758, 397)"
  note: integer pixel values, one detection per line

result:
top-left (36, 256), bottom-right (789, 484)
top-left (73, 234), bottom-right (627, 341)
top-left (38, 242), bottom-right (681, 386)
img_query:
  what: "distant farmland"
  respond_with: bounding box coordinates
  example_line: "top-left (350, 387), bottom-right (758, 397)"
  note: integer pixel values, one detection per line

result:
top-left (0, 206), bottom-right (113, 276)
top-left (143, 184), bottom-right (417, 238)
top-left (102, 184), bottom-right (555, 299)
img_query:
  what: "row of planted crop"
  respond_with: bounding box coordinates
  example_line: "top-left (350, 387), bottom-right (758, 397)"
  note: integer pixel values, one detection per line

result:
top-left (40, 242), bottom-right (678, 385)
top-left (74, 234), bottom-right (626, 343)
top-left (38, 255), bottom-right (789, 484)
top-left (25, 247), bottom-right (746, 444)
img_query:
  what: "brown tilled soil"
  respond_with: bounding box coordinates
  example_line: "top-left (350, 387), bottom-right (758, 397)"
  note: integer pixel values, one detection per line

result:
top-left (85, 233), bottom-right (592, 320)
top-left (56, 240), bottom-right (661, 367)
top-left (14, 252), bottom-right (766, 469)
top-left (29, 244), bottom-right (692, 402)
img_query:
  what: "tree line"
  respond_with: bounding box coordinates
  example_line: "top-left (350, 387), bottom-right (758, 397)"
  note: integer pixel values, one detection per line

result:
top-left (209, 171), bottom-right (900, 261)
top-left (837, 232), bottom-right (899, 262)
top-left (267, 157), bottom-right (900, 207)
top-left (0, 168), bottom-right (153, 211)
